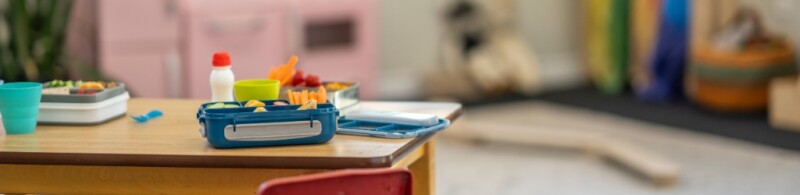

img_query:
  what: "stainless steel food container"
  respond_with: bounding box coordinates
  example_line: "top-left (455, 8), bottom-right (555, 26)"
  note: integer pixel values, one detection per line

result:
top-left (280, 82), bottom-right (360, 112)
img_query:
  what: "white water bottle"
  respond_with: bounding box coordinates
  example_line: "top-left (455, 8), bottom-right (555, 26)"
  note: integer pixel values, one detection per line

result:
top-left (210, 51), bottom-right (235, 102)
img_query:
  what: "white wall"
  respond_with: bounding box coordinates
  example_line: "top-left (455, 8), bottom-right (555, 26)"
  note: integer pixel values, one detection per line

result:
top-left (377, 0), bottom-right (444, 99)
top-left (516, 0), bottom-right (584, 90)
top-left (377, 0), bottom-right (583, 99)
top-left (738, 0), bottom-right (800, 60)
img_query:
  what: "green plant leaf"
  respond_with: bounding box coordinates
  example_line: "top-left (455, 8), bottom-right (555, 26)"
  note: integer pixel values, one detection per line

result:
top-left (9, 0), bottom-right (33, 81)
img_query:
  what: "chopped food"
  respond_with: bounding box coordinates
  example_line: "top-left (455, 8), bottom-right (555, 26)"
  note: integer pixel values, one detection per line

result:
top-left (253, 107), bottom-right (267, 112)
top-left (207, 102), bottom-right (226, 109)
top-left (292, 70), bottom-right (305, 86)
top-left (324, 82), bottom-right (349, 91)
top-left (305, 74), bottom-right (321, 87)
top-left (273, 101), bottom-right (288, 106)
top-left (267, 55), bottom-right (299, 87)
top-left (294, 91), bottom-right (301, 104)
top-left (244, 100), bottom-right (266, 107)
top-left (284, 86), bottom-right (328, 105)
top-left (79, 82), bottom-right (105, 90)
top-left (301, 90), bottom-right (309, 104)
top-left (265, 55), bottom-right (329, 87)
top-left (42, 87), bottom-right (70, 95)
top-left (49, 80), bottom-right (118, 89)
top-left (207, 102), bottom-right (241, 109)
top-left (297, 99), bottom-right (317, 110)
top-left (309, 92), bottom-right (318, 103)
top-left (317, 86), bottom-right (327, 103)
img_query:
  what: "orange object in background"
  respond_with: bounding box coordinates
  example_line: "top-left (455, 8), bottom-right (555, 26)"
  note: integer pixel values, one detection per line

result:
top-left (689, 76), bottom-right (769, 112)
top-left (267, 56), bottom-right (299, 87)
top-left (688, 41), bottom-right (796, 112)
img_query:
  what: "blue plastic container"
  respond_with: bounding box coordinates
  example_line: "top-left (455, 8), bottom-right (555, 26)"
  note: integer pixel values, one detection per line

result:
top-left (197, 100), bottom-right (339, 149)
top-left (336, 118), bottom-right (450, 139)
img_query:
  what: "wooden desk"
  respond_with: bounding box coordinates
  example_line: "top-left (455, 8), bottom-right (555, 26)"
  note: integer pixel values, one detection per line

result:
top-left (0, 99), bottom-right (462, 194)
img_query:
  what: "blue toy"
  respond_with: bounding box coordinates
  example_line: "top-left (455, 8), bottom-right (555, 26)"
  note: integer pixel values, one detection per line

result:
top-left (638, 0), bottom-right (690, 102)
top-left (131, 109), bottom-right (163, 123)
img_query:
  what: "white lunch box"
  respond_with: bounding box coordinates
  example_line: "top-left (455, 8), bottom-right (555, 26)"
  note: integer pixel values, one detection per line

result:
top-left (38, 92), bottom-right (130, 125)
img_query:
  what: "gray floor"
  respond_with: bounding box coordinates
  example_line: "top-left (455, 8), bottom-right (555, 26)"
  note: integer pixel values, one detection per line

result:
top-left (436, 101), bottom-right (800, 195)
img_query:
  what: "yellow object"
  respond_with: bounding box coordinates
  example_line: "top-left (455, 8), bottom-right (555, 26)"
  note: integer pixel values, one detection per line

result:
top-left (293, 92), bottom-right (301, 104)
top-left (79, 82), bottom-right (105, 90)
top-left (301, 90), bottom-right (309, 104)
top-left (268, 67), bottom-right (278, 80)
top-left (309, 92), bottom-right (318, 104)
top-left (286, 89), bottom-right (295, 104)
top-left (267, 56), bottom-right (300, 87)
top-left (317, 86), bottom-right (327, 103)
top-left (234, 79), bottom-right (280, 101)
top-left (584, 0), bottom-right (613, 93)
top-left (297, 99), bottom-right (317, 110)
top-left (244, 100), bottom-right (265, 107)
top-left (324, 83), bottom-right (348, 91)
top-left (253, 107), bottom-right (267, 112)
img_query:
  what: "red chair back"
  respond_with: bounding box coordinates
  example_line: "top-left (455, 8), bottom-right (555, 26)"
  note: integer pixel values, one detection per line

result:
top-left (257, 168), bottom-right (413, 195)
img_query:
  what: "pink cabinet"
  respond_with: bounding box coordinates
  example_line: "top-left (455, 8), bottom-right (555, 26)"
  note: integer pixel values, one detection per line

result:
top-left (97, 0), bottom-right (378, 99)
top-left (182, 1), bottom-right (290, 98)
top-left (288, 0), bottom-right (379, 99)
top-left (98, 0), bottom-right (179, 97)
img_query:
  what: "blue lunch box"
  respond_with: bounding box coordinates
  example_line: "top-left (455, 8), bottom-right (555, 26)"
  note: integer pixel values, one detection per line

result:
top-left (196, 100), bottom-right (339, 149)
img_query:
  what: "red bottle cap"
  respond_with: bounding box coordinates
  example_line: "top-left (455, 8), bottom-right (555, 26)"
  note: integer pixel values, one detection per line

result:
top-left (212, 51), bottom-right (231, 67)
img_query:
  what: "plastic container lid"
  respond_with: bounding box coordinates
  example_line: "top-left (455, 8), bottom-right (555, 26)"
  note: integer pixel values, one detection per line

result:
top-left (41, 83), bottom-right (127, 103)
top-left (213, 51), bottom-right (231, 67)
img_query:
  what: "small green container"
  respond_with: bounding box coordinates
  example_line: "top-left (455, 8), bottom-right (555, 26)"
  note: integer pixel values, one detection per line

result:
top-left (234, 79), bottom-right (280, 101)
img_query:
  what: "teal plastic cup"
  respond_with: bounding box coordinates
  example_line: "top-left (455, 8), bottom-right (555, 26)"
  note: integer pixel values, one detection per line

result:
top-left (0, 82), bottom-right (42, 134)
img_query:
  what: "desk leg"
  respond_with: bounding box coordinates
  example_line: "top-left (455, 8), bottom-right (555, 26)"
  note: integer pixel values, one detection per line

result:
top-left (409, 138), bottom-right (435, 195)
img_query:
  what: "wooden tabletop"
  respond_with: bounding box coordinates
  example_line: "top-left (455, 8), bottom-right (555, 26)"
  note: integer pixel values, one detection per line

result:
top-left (0, 99), bottom-right (462, 169)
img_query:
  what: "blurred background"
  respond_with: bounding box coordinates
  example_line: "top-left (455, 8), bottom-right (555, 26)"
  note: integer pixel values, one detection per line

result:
top-left (4, 0), bottom-right (800, 194)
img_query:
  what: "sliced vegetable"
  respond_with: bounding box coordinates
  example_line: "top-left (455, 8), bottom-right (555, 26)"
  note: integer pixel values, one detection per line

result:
top-left (301, 90), bottom-right (309, 104)
top-left (317, 86), bottom-right (327, 103)
top-left (268, 66), bottom-right (278, 80)
top-left (309, 92), bottom-right (317, 104)
top-left (267, 55), bottom-right (301, 87)
top-left (286, 89), bottom-right (295, 104)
